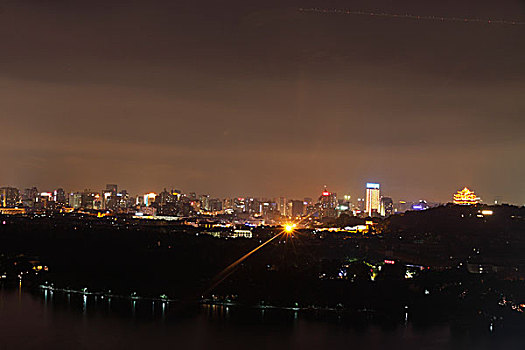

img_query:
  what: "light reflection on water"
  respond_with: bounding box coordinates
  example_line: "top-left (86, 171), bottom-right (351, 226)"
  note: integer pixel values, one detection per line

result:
top-left (0, 285), bottom-right (521, 349)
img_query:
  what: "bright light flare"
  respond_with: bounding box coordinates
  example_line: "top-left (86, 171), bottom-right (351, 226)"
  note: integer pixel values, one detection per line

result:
top-left (284, 223), bottom-right (296, 233)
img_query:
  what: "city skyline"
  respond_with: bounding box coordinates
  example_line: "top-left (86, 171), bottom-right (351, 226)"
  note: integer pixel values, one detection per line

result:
top-left (1, 1), bottom-right (524, 347)
top-left (0, 180), bottom-right (511, 207)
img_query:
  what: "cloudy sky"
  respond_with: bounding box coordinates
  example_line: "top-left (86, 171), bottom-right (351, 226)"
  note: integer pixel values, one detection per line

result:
top-left (1, 0), bottom-right (524, 203)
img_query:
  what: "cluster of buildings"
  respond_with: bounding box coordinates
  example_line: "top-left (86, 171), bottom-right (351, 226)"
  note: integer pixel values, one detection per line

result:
top-left (0, 185), bottom-right (134, 215)
top-left (0, 183), bottom-right (483, 224)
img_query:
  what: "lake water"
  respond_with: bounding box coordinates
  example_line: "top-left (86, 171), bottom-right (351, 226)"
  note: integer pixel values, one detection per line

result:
top-left (0, 285), bottom-right (521, 349)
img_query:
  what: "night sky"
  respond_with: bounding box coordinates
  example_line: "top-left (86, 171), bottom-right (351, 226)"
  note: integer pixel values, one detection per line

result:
top-left (1, 0), bottom-right (524, 203)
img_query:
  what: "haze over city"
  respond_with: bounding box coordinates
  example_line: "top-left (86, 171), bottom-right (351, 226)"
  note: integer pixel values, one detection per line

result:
top-left (1, 0), bottom-right (524, 203)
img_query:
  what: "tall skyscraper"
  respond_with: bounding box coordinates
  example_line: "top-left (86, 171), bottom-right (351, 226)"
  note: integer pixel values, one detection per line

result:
top-left (278, 197), bottom-right (288, 216)
top-left (318, 188), bottom-right (337, 219)
top-left (54, 188), bottom-right (67, 206)
top-left (365, 183), bottom-right (380, 216)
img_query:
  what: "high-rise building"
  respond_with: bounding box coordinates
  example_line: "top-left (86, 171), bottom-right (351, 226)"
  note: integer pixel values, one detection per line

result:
top-left (365, 183), bottom-right (380, 217)
top-left (101, 184), bottom-right (119, 211)
top-left (380, 197), bottom-right (394, 216)
top-left (261, 200), bottom-right (278, 218)
top-left (290, 200), bottom-right (305, 218)
top-left (200, 195), bottom-right (210, 211)
top-left (246, 197), bottom-right (261, 215)
top-left (154, 188), bottom-right (179, 216)
top-left (0, 187), bottom-right (20, 208)
top-left (318, 188), bottom-right (337, 219)
top-left (54, 188), bottom-right (67, 206)
top-left (277, 197), bottom-right (287, 216)
top-left (158, 189), bottom-right (176, 206)
top-left (69, 192), bottom-right (82, 209)
top-left (118, 190), bottom-right (133, 209)
top-left (22, 187), bottom-right (39, 208)
top-left (81, 190), bottom-right (102, 210)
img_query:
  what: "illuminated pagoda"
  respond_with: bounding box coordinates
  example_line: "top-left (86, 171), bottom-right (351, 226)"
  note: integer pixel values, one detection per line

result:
top-left (453, 187), bottom-right (481, 205)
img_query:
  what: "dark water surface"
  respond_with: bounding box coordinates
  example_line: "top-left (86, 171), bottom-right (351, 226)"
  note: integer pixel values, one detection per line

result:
top-left (0, 285), bottom-right (521, 349)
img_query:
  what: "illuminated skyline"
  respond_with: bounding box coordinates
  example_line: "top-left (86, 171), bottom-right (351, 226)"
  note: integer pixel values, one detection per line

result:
top-left (0, 178), bottom-right (516, 205)
top-left (0, 181), bottom-right (511, 207)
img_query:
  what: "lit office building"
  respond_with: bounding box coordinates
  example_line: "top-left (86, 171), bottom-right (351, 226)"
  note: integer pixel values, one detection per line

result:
top-left (0, 187), bottom-right (21, 208)
top-left (318, 188), bottom-right (338, 219)
top-left (69, 192), bottom-right (82, 209)
top-left (365, 183), bottom-right (381, 216)
top-left (277, 197), bottom-right (288, 216)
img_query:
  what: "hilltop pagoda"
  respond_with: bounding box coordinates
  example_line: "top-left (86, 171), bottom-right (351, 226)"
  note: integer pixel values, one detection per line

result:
top-left (453, 187), bottom-right (481, 205)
